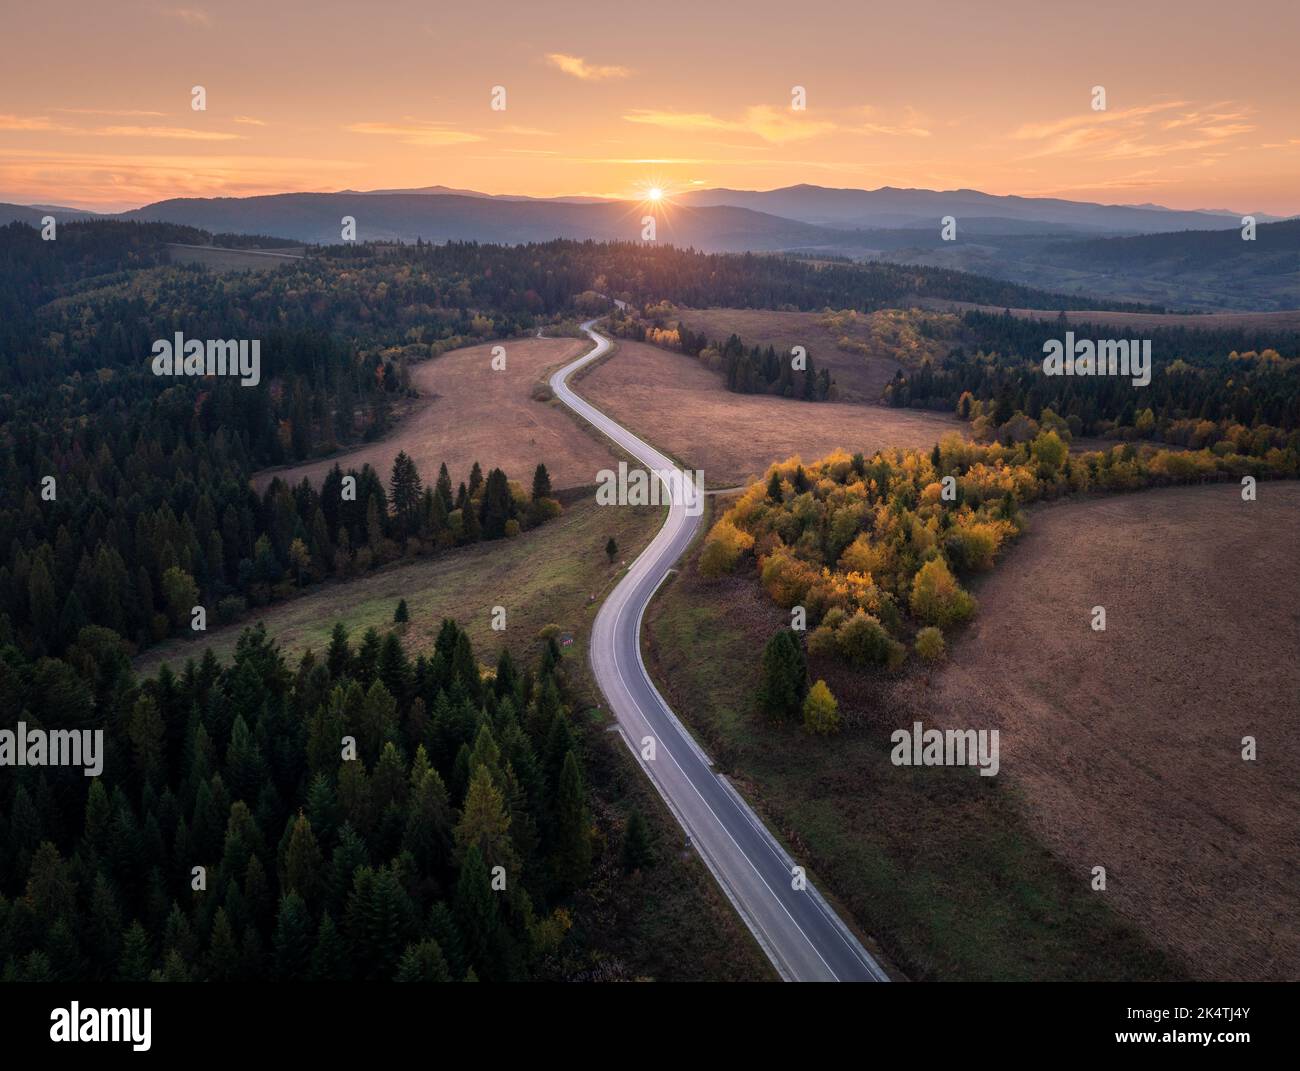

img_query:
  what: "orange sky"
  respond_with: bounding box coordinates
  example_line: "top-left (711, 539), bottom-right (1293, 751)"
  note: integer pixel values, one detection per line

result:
top-left (3, 0), bottom-right (1297, 214)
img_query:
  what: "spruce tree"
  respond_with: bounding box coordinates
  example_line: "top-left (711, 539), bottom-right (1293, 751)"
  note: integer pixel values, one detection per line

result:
top-left (621, 809), bottom-right (655, 873)
top-left (552, 751), bottom-right (592, 892)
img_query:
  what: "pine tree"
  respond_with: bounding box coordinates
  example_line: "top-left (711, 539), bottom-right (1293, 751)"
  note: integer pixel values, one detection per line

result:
top-left (395, 938), bottom-right (452, 982)
top-left (454, 846), bottom-right (499, 981)
top-left (531, 463), bottom-right (552, 501)
top-left (455, 765), bottom-right (516, 878)
top-left (272, 892), bottom-right (313, 981)
top-left (620, 809), bottom-right (655, 873)
top-left (551, 751), bottom-right (592, 892)
top-left (394, 598), bottom-right (409, 624)
top-left (389, 451), bottom-right (423, 538)
top-left (605, 536), bottom-right (618, 562)
top-left (117, 920), bottom-right (152, 982)
top-left (756, 630), bottom-right (807, 722)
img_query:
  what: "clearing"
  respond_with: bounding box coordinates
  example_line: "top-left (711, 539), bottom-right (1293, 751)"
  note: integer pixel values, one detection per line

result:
top-left (253, 335), bottom-right (618, 494)
top-left (578, 339), bottom-right (962, 487)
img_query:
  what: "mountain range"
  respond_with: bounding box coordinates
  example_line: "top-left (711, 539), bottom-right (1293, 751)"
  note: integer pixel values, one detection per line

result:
top-left (2, 183), bottom-right (1294, 310)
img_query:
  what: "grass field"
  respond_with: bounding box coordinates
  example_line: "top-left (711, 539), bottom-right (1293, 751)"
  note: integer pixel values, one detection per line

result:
top-left (579, 338), bottom-right (962, 487)
top-left (672, 306), bottom-right (950, 402)
top-left (640, 481), bottom-right (1299, 980)
top-left (135, 494), bottom-right (659, 677)
top-left (253, 335), bottom-right (618, 494)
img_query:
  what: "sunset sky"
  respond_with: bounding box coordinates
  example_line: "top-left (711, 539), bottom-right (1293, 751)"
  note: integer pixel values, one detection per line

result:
top-left (3, 0), bottom-right (1297, 214)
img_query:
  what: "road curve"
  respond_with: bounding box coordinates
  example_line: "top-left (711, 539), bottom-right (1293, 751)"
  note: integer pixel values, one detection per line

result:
top-left (550, 319), bottom-right (889, 982)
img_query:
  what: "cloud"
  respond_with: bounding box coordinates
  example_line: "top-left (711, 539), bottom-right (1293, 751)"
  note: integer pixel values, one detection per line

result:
top-left (162, 7), bottom-right (212, 27)
top-left (347, 120), bottom-right (483, 146)
top-left (546, 53), bottom-right (629, 81)
top-left (856, 106), bottom-right (932, 138)
top-left (1007, 99), bottom-right (1256, 164)
top-left (0, 114), bottom-right (67, 132)
top-left (56, 108), bottom-right (168, 118)
top-left (623, 106), bottom-right (835, 143)
top-left (498, 124), bottom-right (555, 137)
top-left (233, 116), bottom-right (267, 126)
top-left (93, 126), bottom-right (244, 141)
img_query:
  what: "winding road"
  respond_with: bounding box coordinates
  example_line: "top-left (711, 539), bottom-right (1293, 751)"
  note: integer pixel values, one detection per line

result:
top-left (550, 320), bottom-right (889, 982)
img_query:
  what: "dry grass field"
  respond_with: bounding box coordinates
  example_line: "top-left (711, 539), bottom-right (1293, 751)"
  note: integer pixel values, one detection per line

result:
top-left (672, 306), bottom-right (947, 402)
top-left (886, 481), bottom-right (1300, 981)
top-left (578, 339), bottom-right (962, 487)
top-left (254, 336), bottom-right (618, 493)
top-left (645, 481), bottom-right (1299, 980)
top-left (134, 494), bottom-right (660, 678)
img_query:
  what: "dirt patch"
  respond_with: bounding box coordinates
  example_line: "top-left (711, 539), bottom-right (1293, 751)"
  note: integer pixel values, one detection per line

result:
top-left (253, 336), bottom-right (618, 493)
top-left (883, 482), bottom-right (1300, 980)
top-left (579, 339), bottom-right (962, 487)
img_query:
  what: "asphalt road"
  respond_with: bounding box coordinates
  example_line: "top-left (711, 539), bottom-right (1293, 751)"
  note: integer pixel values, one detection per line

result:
top-left (550, 320), bottom-right (889, 982)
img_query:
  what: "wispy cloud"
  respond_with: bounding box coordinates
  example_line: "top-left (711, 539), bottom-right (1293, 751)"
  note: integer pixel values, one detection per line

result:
top-left (498, 124), bottom-right (555, 137)
top-left (233, 116), bottom-right (267, 126)
top-left (624, 106), bottom-right (835, 144)
top-left (546, 53), bottom-right (630, 81)
top-left (161, 7), bottom-right (212, 27)
top-left (94, 126), bottom-right (244, 141)
top-left (56, 108), bottom-right (168, 118)
top-left (1009, 99), bottom-right (1255, 163)
top-left (347, 120), bottom-right (483, 146)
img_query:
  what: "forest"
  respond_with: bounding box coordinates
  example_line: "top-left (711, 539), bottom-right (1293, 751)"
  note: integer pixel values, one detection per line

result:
top-left (886, 311), bottom-right (1300, 450)
top-left (0, 615), bottom-right (644, 981)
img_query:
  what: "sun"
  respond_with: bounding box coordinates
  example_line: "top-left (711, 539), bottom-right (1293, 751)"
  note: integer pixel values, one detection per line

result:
top-left (647, 187), bottom-right (663, 202)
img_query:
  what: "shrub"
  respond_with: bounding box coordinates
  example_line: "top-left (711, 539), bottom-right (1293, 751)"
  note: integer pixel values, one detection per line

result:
top-left (909, 558), bottom-right (975, 628)
top-left (914, 626), bottom-right (946, 662)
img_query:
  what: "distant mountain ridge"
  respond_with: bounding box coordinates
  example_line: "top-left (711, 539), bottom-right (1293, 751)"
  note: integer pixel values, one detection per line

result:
top-left (673, 183), bottom-right (1287, 233)
top-left (3, 182), bottom-right (1294, 311)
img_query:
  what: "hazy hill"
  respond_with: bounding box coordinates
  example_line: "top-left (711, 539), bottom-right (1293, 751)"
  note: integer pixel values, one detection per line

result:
top-left (675, 183), bottom-right (1282, 234)
top-left (122, 192), bottom-right (859, 251)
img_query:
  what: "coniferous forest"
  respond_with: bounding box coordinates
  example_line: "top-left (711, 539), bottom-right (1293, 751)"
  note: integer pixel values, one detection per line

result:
top-left (0, 617), bottom-right (606, 982)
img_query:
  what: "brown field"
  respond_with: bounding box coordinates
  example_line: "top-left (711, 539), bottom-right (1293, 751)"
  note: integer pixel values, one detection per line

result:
top-left (884, 482), bottom-right (1300, 980)
top-left (253, 336), bottom-right (618, 493)
top-left (916, 298), bottom-right (1300, 333)
top-left (165, 244), bottom-right (307, 271)
top-left (672, 306), bottom-right (918, 402)
top-left (579, 339), bottom-right (962, 487)
top-left (646, 481), bottom-right (1298, 979)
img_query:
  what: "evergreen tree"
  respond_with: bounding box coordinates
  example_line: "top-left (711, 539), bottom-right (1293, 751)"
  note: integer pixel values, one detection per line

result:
top-left (620, 809), bottom-right (655, 873)
top-left (551, 751), bottom-right (592, 892)
top-left (756, 630), bottom-right (807, 722)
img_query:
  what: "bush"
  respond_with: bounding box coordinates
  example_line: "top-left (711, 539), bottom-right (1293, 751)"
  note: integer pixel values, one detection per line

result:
top-left (216, 596), bottom-right (247, 626)
top-left (909, 558), bottom-right (975, 628)
top-left (698, 518), bottom-right (754, 578)
top-left (914, 626), bottom-right (946, 662)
